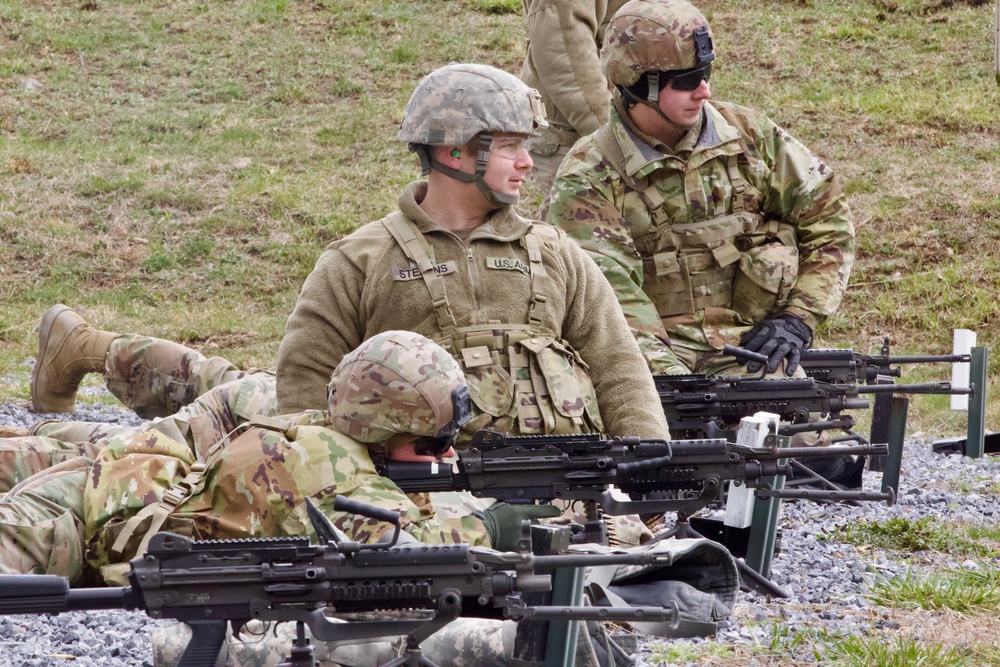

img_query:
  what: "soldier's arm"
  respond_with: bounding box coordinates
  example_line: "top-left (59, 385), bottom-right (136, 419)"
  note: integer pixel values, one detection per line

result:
top-left (275, 249), bottom-right (366, 413)
top-left (558, 233), bottom-right (672, 439)
top-left (523, 0), bottom-right (611, 136)
top-left (741, 110), bottom-right (856, 331)
top-left (548, 147), bottom-right (690, 375)
top-left (321, 480), bottom-right (491, 547)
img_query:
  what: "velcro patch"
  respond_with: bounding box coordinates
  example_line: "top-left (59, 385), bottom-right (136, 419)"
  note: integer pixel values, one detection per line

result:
top-left (392, 260), bottom-right (458, 281)
top-left (485, 257), bottom-right (529, 275)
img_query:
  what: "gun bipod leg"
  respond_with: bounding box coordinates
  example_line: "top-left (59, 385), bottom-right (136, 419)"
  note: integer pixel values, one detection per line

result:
top-left (785, 460), bottom-right (864, 507)
top-left (275, 622), bottom-right (316, 667)
top-left (379, 634), bottom-right (440, 667)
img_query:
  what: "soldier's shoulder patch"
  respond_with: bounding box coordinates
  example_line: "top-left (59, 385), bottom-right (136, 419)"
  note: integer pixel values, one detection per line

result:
top-left (485, 257), bottom-right (529, 275)
top-left (392, 260), bottom-right (458, 281)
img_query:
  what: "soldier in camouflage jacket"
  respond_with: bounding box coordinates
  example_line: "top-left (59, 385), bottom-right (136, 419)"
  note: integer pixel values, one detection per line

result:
top-left (0, 332), bottom-right (553, 586)
top-left (548, 0), bottom-right (855, 379)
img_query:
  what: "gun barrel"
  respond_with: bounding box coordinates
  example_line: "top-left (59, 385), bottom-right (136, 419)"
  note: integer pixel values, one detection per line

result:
top-left (0, 575), bottom-right (135, 615)
top-left (761, 443), bottom-right (889, 459)
top-left (759, 488), bottom-right (895, 504)
top-left (872, 354), bottom-right (971, 365)
top-left (510, 604), bottom-right (678, 624)
top-left (858, 382), bottom-right (972, 395)
top-left (534, 551), bottom-right (673, 570)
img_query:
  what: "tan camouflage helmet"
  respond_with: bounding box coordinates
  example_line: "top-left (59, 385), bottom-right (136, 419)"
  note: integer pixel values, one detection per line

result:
top-left (327, 331), bottom-right (472, 448)
top-left (397, 63), bottom-right (547, 207)
top-left (398, 63), bottom-right (546, 147)
top-left (601, 0), bottom-right (715, 88)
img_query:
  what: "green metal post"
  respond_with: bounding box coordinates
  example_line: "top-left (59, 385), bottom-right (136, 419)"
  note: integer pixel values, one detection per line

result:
top-left (881, 396), bottom-right (909, 496)
top-left (966, 347), bottom-right (989, 459)
top-left (542, 566), bottom-right (585, 667)
top-left (743, 435), bottom-right (789, 578)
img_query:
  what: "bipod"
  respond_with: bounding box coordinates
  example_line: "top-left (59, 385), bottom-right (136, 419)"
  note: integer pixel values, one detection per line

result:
top-left (276, 622), bottom-right (316, 667)
top-left (381, 634), bottom-right (440, 667)
top-left (783, 458), bottom-right (865, 507)
top-left (655, 511), bottom-right (790, 599)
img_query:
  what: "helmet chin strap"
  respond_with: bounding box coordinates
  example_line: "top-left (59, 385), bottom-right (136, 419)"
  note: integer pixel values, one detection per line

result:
top-left (427, 134), bottom-right (519, 208)
top-left (623, 75), bottom-right (698, 133)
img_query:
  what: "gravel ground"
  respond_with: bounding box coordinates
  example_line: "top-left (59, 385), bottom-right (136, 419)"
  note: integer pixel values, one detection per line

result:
top-left (1, 392), bottom-right (997, 667)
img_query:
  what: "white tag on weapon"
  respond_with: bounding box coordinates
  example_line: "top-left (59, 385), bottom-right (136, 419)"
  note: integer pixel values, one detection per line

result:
top-left (725, 412), bottom-right (780, 529)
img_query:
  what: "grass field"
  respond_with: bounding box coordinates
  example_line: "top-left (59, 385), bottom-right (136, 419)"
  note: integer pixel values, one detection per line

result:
top-left (2, 0), bottom-right (997, 430)
top-left (1, 1), bottom-right (999, 664)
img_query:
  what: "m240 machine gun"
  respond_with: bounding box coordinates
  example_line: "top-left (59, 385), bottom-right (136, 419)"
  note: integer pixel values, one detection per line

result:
top-left (0, 497), bottom-right (679, 667)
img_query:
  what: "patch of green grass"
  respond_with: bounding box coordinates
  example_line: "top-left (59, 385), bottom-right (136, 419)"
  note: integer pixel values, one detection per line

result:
top-left (469, 0), bottom-right (521, 14)
top-left (833, 516), bottom-right (1000, 559)
top-left (76, 173), bottom-right (146, 197)
top-left (220, 127), bottom-right (261, 145)
top-left (646, 640), bottom-right (734, 664)
top-left (390, 43), bottom-right (419, 64)
top-left (142, 188), bottom-right (208, 213)
top-left (869, 566), bottom-right (1000, 613)
top-left (819, 632), bottom-right (971, 667)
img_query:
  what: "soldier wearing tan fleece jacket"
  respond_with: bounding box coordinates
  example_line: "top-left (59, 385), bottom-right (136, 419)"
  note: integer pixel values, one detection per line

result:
top-left (276, 64), bottom-right (668, 440)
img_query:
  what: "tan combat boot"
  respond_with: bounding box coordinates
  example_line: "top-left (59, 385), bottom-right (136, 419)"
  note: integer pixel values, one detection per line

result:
top-left (30, 304), bottom-right (120, 414)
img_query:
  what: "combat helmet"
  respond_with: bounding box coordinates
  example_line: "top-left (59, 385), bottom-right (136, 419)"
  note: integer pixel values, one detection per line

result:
top-left (327, 330), bottom-right (472, 454)
top-left (398, 63), bottom-right (547, 207)
top-left (601, 0), bottom-right (714, 129)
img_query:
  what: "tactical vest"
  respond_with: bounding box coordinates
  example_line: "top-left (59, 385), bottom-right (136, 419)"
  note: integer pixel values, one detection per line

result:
top-left (380, 211), bottom-right (603, 437)
top-left (592, 124), bottom-right (799, 326)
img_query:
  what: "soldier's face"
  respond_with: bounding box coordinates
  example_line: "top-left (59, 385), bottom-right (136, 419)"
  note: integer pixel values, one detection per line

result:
top-left (657, 77), bottom-right (712, 127)
top-left (483, 132), bottom-right (533, 197)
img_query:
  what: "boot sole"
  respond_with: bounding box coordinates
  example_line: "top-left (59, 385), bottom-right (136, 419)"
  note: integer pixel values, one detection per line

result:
top-left (30, 304), bottom-right (74, 413)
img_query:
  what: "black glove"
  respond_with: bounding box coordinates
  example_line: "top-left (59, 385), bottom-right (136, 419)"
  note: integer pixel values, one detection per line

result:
top-left (478, 501), bottom-right (561, 552)
top-left (738, 315), bottom-right (812, 375)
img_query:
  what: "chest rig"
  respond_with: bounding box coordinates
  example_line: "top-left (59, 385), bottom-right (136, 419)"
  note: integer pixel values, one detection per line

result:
top-left (593, 124), bottom-right (794, 320)
top-left (380, 211), bottom-right (603, 437)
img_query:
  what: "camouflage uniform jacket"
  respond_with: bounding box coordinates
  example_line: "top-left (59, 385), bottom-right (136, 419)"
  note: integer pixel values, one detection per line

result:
top-left (85, 411), bottom-right (489, 582)
top-left (548, 100), bottom-right (855, 373)
top-left (276, 181), bottom-right (669, 439)
top-left (519, 0), bottom-right (628, 150)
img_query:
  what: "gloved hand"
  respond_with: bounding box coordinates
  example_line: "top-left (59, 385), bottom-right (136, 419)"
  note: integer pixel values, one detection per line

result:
top-left (738, 315), bottom-right (812, 375)
top-left (478, 501), bottom-right (562, 552)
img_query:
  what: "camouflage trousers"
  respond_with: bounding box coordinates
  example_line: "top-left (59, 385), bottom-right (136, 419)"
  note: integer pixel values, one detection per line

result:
top-left (2, 372), bottom-right (279, 494)
top-left (152, 617), bottom-right (518, 667)
top-left (527, 141), bottom-right (571, 221)
top-left (0, 458), bottom-right (90, 582)
top-left (0, 373), bottom-right (280, 581)
top-left (105, 333), bottom-right (265, 420)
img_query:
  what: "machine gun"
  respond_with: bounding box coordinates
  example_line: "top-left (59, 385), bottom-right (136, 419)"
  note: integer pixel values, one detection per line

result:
top-left (0, 497), bottom-right (679, 667)
top-left (799, 335), bottom-right (972, 386)
top-left (378, 429), bottom-right (893, 521)
top-left (657, 344), bottom-right (973, 443)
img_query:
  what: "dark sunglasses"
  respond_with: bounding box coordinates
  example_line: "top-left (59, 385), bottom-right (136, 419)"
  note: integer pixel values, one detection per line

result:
top-left (665, 64), bottom-right (712, 91)
top-left (412, 385), bottom-right (472, 457)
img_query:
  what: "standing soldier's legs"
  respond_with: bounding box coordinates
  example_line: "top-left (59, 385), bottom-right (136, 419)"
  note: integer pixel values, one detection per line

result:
top-left (31, 304), bottom-right (249, 419)
top-left (0, 457), bottom-right (91, 583)
top-left (527, 142), bottom-right (571, 221)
